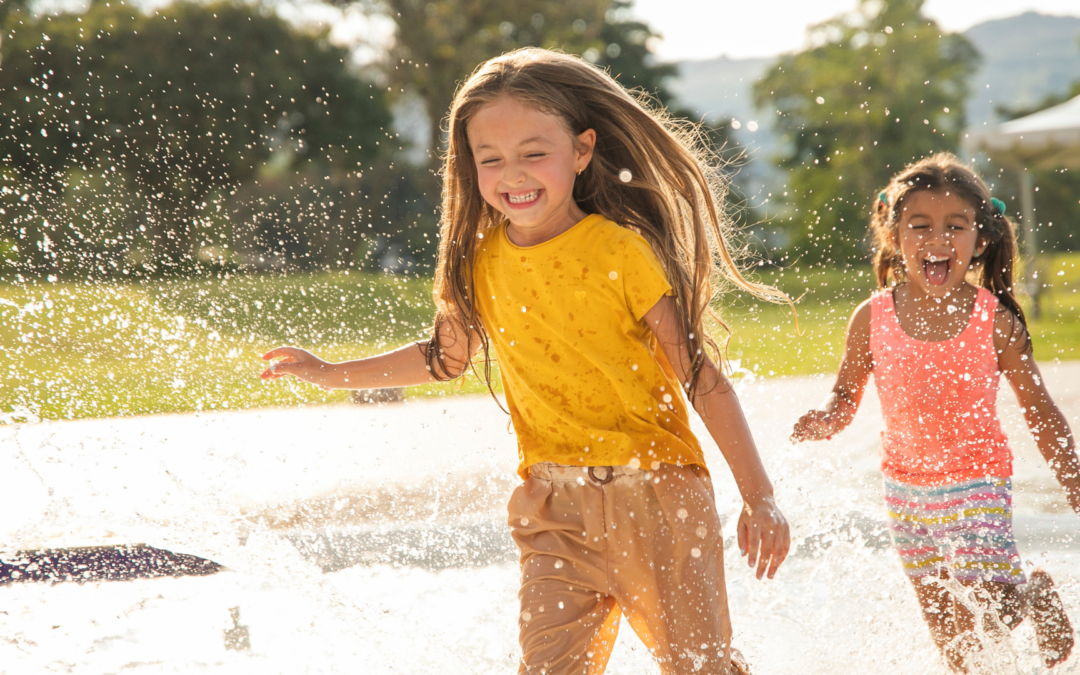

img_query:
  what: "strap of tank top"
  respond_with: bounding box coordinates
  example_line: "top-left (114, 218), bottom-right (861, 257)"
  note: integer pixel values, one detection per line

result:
top-left (970, 287), bottom-right (998, 343)
top-left (869, 289), bottom-right (895, 344)
top-left (869, 289), bottom-right (884, 329)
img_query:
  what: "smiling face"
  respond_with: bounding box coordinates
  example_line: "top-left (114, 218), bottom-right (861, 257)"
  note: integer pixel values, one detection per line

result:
top-left (895, 189), bottom-right (985, 297)
top-left (467, 96), bottom-right (595, 245)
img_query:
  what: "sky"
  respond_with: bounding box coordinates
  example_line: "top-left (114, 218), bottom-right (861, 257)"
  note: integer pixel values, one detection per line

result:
top-left (631, 0), bottom-right (1080, 61)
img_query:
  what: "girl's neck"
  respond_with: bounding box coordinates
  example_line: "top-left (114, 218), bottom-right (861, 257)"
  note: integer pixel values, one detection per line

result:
top-left (505, 202), bottom-right (589, 247)
top-left (893, 282), bottom-right (980, 342)
top-left (900, 280), bottom-right (977, 311)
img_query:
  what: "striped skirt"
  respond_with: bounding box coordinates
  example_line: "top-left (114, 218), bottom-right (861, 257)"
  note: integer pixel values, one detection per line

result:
top-left (884, 476), bottom-right (1025, 585)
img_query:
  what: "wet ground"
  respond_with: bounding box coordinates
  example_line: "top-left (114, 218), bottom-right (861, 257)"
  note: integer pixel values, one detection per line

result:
top-left (2, 363), bottom-right (1078, 673)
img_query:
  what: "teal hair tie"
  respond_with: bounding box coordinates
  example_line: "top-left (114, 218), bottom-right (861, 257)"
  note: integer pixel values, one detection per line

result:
top-left (878, 191), bottom-right (889, 207)
top-left (991, 197), bottom-right (1006, 215)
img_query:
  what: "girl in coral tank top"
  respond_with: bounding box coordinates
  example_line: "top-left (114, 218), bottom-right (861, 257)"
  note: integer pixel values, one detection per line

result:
top-left (791, 153), bottom-right (1080, 671)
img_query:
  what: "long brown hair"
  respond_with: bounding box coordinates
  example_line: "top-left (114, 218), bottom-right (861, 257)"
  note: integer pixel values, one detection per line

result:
top-left (426, 48), bottom-right (788, 396)
top-left (869, 152), bottom-right (1026, 328)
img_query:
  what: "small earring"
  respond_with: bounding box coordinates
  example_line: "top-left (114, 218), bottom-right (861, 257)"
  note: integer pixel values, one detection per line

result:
top-left (576, 168), bottom-right (583, 176)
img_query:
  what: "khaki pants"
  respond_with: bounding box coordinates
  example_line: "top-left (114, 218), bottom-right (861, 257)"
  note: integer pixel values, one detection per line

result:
top-left (509, 462), bottom-right (738, 675)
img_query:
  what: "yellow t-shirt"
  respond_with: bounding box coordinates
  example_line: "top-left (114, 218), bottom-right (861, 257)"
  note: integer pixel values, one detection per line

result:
top-left (473, 213), bottom-right (704, 479)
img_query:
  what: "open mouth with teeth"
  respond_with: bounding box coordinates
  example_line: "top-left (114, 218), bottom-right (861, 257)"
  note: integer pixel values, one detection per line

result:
top-left (923, 254), bottom-right (951, 286)
top-left (504, 189), bottom-right (541, 207)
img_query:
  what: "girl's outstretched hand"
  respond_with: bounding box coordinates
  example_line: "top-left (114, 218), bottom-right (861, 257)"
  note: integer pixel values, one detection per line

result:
top-left (261, 346), bottom-right (330, 387)
top-left (790, 409), bottom-right (835, 443)
top-left (738, 494), bottom-right (790, 580)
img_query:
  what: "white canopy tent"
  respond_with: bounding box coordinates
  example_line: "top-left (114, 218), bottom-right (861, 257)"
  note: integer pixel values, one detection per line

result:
top-left (968, 94), bottom-right (1080, 171)
top-left (965, 94), bottom-right (1080, 317)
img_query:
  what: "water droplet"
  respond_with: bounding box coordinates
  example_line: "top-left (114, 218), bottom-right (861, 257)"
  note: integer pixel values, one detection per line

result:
top-left (677, 508), bottom-right (688, 520)
top-left (618, 168), bottom-right (632, 183)
top-left (608, 271), bottom-right (618, 280)
top-left (520, 516), bottom-right (529, 526)
top-left (662, 393), bottom-right (672, 403)
top-left (554, 560), bottom-right (564, 569)
top-left (696, 526), bottom-right (708, 539)
top-left (521, 611), bottom-right (532, 622)
top-left (628, 457), bottom-right (640, 469)
top-left (691, 547), bottom-right (701, 558)
top-left (816, 96), bottom-right (825, 104)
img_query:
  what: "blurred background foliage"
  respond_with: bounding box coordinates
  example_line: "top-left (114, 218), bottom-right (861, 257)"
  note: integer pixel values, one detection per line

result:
top-left (1, 0), bottom-right (1078, 420)
top-left (1, 0), bottom-right (396, 276)
top-left (4, 0), bottom-right (1076, 280)
top-left (753, 0), bottom-right (979, 263)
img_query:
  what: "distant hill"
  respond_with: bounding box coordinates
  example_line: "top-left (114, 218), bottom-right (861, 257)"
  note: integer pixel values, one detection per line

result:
top-left (669, 56), bottom-right (771, 127)
top-left (666, 56), bottom-right (777, 191)
top-left (965, 11), bottom-right (1080, 124)
top-left (670, 11), bottom-right (1080, 138)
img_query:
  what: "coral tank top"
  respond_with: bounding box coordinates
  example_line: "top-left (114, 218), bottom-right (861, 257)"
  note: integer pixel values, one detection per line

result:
top-left (870, 287), bottom-right (1012, 485)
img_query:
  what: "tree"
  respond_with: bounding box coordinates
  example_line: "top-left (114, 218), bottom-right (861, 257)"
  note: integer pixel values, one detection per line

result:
top-left (0, 0), bottom-right (30, 27)
top-left (753, 0), bottom-right (979, 263)
top-left (593, 0), bottom-right (677, 107)
top-left (0, 0), bottom-right (392, 275)
top-left (343, 0), bottom-right (606, 168)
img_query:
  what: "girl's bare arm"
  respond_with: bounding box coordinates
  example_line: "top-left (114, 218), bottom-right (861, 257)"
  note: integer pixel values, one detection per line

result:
top-left (996, 312), bottom-right (1080, 514)
top-left (260, 318), bottom-right (480, 390)
top-left (644, 295), bottom-right (790, 580)
top-left (791, 299), bottom-right (874, 442)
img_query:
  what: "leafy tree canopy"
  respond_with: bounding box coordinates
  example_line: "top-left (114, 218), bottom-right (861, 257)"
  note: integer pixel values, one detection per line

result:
top-left (753, 0), bottom-right (979, 263)
top-left (0, 0), bottom-right (392, 273)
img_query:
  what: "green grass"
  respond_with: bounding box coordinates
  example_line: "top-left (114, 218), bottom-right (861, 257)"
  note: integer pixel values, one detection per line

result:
top-left (1031, 253), bottom-right (1080, 362)
top-left (723, 253), bottom-right (1080, 377)
top-left (2, 254), bottom-right (1077, 422)
top-left (0, 271), bottom-right (497, 422)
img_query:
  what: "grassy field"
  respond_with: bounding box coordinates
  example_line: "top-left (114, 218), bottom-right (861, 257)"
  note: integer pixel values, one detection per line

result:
top-left (2, 253), bottom-right (1077, 422)
top-left (0, 271), bottom-right (494, 422)
top-left (723, 253), bottom-right (1080, 377)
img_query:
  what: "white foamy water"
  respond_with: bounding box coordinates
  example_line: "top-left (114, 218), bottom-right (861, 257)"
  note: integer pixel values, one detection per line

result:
top-left (2, 364), bottom-right (1078, 674)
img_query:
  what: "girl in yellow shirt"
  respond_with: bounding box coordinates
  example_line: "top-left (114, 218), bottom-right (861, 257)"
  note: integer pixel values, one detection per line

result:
top-left (262, 48), bottom-right (788, 675)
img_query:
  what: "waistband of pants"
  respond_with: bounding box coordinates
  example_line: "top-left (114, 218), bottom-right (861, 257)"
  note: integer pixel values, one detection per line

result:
top-left (528, 462), bottom-right (645, 484)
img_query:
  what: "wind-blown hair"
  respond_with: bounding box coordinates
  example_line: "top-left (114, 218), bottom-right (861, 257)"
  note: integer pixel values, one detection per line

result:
top-left (869, 152), bottom-right (1026, 329)
top-left (426, 48), bottom-right (788, 396)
